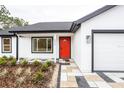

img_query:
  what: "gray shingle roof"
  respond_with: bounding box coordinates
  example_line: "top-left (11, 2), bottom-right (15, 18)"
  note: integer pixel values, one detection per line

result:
top-left (9, 22), bottom-right (73, 33)
top-left (0, 30), bottom-right (14, 36)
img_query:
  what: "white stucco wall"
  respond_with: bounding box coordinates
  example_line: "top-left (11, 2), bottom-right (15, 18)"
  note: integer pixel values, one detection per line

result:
top-left (73, 27), bottom-right (85, 72)
top-left (73, 6), bottom-right (124, 72)
top-left (0, 37), bottom-right (16, 57)
top-left (18, 33), bottom-right (74, 60)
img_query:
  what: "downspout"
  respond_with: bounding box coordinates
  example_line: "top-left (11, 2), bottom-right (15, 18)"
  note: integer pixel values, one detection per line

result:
top-left (14, 33), bottom-right (19, 61)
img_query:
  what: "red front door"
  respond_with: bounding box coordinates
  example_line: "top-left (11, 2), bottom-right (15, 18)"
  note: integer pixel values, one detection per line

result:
top-left (59, 37), bottom-right (71, 59)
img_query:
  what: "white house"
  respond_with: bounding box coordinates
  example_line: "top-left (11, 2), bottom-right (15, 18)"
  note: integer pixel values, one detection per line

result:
top-left (1, 5), bottom-right (124, 72)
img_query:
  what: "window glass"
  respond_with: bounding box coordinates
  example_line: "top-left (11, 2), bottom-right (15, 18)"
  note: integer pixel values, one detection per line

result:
top-left (4, 46), bottom-right (10, 51)
top-left (2, 38), bottom-right (11, 52)
top-left (38, 39), bottom-right (46, 51)
top-left (33, 38), bottom-right (37, 51)
top-left (32, 37), bottom-right (52, 52)
top-left (4, 39), bottom-right (10, 44)
top-left (48, 39), bottom-right (52, 51)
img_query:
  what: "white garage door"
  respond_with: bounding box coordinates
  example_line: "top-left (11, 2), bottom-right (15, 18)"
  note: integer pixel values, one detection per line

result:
top-left (94, 33), bottom-right (124, 71)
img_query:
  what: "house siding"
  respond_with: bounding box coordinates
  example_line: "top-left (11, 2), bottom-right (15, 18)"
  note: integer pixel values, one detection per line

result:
top-left (74, 6), bottom-right (124, 72)
top-left (73, 27), bottom-right (83, 72)
top-left (18, 33), bottom-right (74, 60)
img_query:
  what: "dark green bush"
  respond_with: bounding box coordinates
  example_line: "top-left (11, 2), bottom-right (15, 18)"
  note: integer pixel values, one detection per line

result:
top-left (0, 57), bottom-right (7, 65)
top-left (33, 60), bottom-right (41, 66)
top-left (33, 71), bottom-right (44, 82)
top-left (20, 59), bottom-right (28, 66)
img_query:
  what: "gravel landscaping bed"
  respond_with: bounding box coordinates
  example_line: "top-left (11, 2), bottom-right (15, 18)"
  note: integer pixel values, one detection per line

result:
top-left (0, 56), bottom-right (55, 88)
top-left (0, 65), bottom-right (55, 88)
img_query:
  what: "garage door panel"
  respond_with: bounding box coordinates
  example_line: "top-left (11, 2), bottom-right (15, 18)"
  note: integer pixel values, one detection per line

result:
top-left (94, 33), bottom-right (124, 71)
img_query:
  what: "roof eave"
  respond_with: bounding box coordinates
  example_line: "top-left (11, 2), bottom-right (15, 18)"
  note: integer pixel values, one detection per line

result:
top-left (9, 30), bottom-right (73, 33)
top-left (0, 34), bottom-right (15, 36)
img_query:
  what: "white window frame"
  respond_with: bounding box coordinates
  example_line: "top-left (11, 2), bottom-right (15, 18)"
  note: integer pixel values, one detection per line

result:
top-left (2, 37), bottom-right (12, 53)
top-left (32, 37), bottom-right (53, 53)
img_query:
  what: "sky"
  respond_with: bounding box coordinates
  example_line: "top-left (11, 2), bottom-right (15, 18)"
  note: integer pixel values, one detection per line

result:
top-left (6, 5), bottom-right (104, 24)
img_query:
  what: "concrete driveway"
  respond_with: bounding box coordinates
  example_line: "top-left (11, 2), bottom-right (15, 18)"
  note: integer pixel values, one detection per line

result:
top-left (57, 62), bottom-right (124, 88)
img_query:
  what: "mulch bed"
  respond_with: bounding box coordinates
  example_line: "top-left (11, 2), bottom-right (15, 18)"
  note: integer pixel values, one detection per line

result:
top-left (0, 64), bottom-right (55, 88)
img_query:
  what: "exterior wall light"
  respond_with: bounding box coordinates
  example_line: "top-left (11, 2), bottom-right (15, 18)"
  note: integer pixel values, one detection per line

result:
top-left (86, 35), bottom-right (91, 44)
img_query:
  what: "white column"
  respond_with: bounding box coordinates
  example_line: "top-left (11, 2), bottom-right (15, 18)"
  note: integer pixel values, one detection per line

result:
top-left (54, 34), bottom-right (57, 63)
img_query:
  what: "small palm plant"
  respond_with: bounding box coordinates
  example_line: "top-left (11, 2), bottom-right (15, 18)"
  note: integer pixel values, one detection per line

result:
top-left (33, 60), bottom-right (41, 66)
top-left (20, 59), bottom-right (28, 66)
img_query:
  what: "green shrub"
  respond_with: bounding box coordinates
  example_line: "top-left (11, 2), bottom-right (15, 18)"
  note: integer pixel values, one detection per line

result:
top-left (20, 59), bottom-right (28, 66)
top-left (33, 60), bottom-right (41, 66)
top-left (8, 56), bottom-right (15, 61)
top-left (10, 59), bottom-right (16, 66)
top-left (0, 57), bottom-right (7, 65)
top-left (46, 60), bottom-right (52, 67)
top-left (41, 63), bottom-right (49, 71)
top-left (2, 55), bottom-right (8, 60)
top-left (33, 71), bottom-right (44, 82)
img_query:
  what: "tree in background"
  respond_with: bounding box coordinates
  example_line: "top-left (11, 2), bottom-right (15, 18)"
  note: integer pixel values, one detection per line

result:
top-left (0, 5), bottom-right (28, 29)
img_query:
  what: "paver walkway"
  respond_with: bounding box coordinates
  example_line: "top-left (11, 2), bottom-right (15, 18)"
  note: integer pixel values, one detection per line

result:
top-left (57, 62), bottom-right (124, 88)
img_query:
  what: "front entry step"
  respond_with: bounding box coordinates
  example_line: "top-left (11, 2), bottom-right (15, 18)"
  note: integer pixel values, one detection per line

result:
top-left (56, 59), bottom-right (74, 64)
